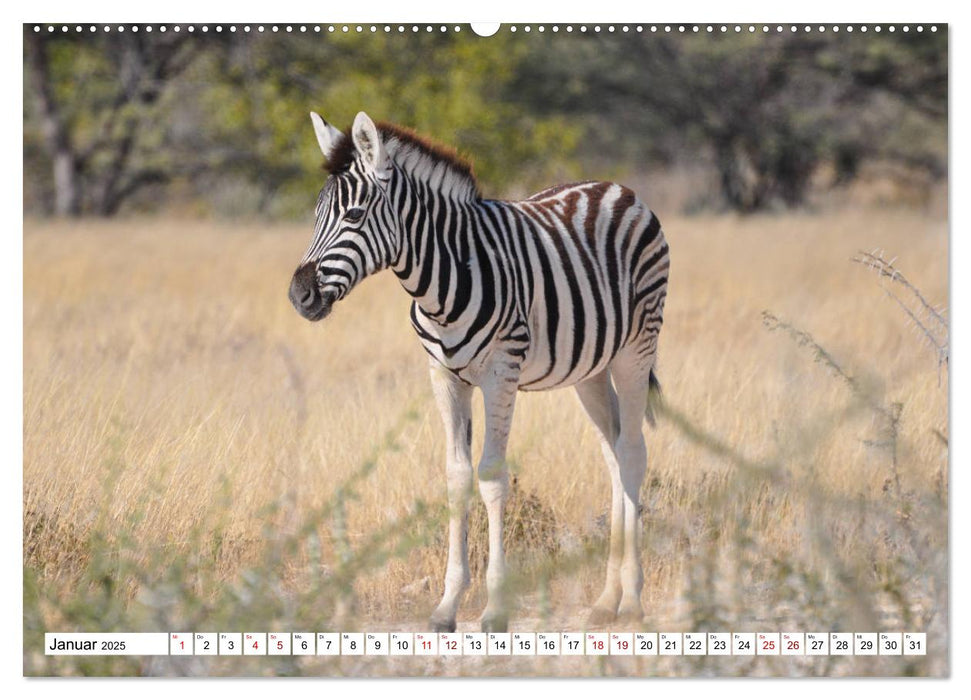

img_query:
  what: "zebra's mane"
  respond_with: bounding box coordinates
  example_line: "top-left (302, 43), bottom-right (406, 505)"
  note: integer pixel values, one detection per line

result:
top-left (325, 122), bottom-right (481, 202)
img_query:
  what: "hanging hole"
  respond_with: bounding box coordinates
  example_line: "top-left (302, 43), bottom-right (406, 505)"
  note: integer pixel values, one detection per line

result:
top-left (471, 23), bottom-right (500, 37)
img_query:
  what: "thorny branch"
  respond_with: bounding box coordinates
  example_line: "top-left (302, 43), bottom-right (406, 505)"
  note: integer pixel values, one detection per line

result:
top-left (852, 250), bottom-right (949, 381)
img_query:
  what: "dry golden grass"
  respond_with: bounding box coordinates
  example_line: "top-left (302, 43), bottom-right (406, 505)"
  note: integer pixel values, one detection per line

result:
top-left (23, 207), bottom-right (947, 676)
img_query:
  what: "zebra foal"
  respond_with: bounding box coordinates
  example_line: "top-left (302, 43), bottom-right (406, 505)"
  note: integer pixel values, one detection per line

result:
top-left (289, 111), bottom-right (669, 632)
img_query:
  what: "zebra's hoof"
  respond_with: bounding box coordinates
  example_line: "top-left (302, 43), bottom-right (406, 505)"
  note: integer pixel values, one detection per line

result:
top-left (586, 606), bottom-right (617, 627)
top-left (616, 604), bottom-right (645, 625)
top-left (480, 615), bottom-right (508, 633)
top-left (430, 617), bottom-right (457, 633)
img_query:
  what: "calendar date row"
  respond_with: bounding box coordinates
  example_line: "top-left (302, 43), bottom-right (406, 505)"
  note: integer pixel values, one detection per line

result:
top-left (46, 632), bottom-right (927, 657)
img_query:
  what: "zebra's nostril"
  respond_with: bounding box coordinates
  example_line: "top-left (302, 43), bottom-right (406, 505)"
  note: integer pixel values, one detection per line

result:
top-left (289, 266), bottom-right (322, 318)
top-left (290, 262), bottom-right (323, 315)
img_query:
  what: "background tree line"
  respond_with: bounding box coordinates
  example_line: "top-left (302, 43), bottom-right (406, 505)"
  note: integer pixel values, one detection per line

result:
top-left (23, 26), bottom-right (947, 218)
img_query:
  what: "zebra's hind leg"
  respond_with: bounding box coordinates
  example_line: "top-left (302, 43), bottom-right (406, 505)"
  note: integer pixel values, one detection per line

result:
top-left (428, 362), bottom-right (474, 633)
top-left (575, 370), bottom-right (624, 626)
top-left (608, 354), bottom-right (653, 623)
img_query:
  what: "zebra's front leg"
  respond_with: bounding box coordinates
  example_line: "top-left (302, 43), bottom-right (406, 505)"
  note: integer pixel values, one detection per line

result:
top-left (428, 362), bottom-right (474, 633)
top-left (477, 368), bottom-right (520, 633)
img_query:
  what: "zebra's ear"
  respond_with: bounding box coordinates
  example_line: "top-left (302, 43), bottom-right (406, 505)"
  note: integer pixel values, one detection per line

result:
top-left (310, 112), bottom-right (343, 160)
top-left (351, 111), bottom-right (389, 176)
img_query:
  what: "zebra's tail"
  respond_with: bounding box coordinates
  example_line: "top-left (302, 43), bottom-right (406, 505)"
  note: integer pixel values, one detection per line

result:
top-left (644, 367), bottom-right (663, 428)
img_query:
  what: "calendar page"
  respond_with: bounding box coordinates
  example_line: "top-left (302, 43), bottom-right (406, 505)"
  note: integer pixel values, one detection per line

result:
top-left (22, 18), bottom-right (948, 678)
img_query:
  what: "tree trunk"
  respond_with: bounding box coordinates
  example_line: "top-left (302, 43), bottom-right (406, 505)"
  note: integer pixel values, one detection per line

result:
top-left (715, 137), bottom-right (762, 213)
top-left (51, 146), bottom-right (80, 217)
top-left (25, 35), bottom-right (81, 216)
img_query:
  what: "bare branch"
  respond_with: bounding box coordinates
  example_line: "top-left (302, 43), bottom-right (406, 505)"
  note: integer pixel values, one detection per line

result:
top-left (851, 250), bottom-right (949, 378)
top-left (852, 250), bottom-right (948, 331)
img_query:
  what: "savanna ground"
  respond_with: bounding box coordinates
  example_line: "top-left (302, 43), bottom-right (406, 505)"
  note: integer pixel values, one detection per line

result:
top-left (23, 205), bottom-right (948, 677)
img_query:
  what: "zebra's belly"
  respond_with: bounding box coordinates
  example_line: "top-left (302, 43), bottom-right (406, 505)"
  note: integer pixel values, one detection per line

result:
top-left (415, 325), bottom-right (613, 390)
top-left (517, 355), bottom-right (616, 391)
top-left (516, 335), bottom-right (618, 391)
top-left (513, 280), bottom-right (631, 391)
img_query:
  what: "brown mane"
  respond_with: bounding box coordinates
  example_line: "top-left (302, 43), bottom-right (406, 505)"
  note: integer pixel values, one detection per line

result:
top-left (322, 128), bottom-right (358, 175)
top-left (324, 121), bottom-right (480, 199)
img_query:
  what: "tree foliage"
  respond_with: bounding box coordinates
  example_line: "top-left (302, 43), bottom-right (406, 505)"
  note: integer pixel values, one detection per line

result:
top-left (23, 27), bottom-right (946, 217)
top-left (515, 30), bottom-right (947, 212)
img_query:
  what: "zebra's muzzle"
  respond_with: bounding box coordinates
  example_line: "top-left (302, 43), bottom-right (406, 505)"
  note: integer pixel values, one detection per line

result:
top-left (289, 263), bottom-right (334, 322)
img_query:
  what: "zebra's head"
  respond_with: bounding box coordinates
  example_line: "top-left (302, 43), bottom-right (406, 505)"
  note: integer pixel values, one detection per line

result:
top-left (289, 111), bottom-right (398, 322)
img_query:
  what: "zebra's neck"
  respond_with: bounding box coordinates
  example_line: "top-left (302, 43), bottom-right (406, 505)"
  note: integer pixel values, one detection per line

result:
top-left (388, 166), bottom-right (498, 325)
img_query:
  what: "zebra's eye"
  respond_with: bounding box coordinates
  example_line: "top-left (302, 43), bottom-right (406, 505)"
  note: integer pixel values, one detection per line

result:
top-left (344, 207), bottom-right (365, 223)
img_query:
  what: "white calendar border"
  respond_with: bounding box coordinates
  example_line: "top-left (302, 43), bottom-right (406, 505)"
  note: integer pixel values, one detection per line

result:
top-left (7, 0), bottom-right (965, 698)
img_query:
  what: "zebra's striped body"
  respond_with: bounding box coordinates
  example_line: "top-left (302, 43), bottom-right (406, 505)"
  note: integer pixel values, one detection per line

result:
top-left (405, 183), bottom-right (667, 392)
top-left (290, 112), bottom-right (669, 632)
